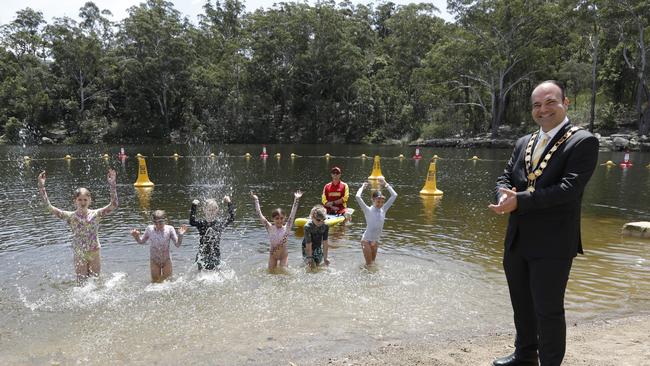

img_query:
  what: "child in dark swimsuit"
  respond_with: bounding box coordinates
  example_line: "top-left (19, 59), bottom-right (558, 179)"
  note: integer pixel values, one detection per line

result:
top-left (131, 210), bottom-right (187, 282)
top-left (189, 196), bottom-right (235, 270)
top-left (302, 205), bottom-right (330, 269)
top-left (38, 169), bottom-right (118, 284)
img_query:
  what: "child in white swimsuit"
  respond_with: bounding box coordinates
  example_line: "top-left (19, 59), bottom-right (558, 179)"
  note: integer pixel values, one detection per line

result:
top-left (355, 177), bottom-right (397, 266)
top-left (251, 190), bottom-right (302, 270)
top-left (38, 169), bottom-right (119, 284)
top-left (131, 210), bottom-right (187, 283)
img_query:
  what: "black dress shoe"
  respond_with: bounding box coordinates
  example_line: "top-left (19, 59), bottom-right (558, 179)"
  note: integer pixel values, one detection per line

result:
top-left (492, 353), bottom-right (539, 366)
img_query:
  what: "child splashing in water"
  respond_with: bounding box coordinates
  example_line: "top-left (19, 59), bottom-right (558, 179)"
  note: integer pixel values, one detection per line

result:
top-left (355, 177), bottom-right (397, 266)
top-left (302, 205), bottom-right (330, 269)
top-left (131, 210), bottom-right (188, 283)
top-left (189, 196), bottom-right (235, 270)
top-left (250, 190), bottom-right (303, 270)
top-left (37, 169), bottom-right (118, 284)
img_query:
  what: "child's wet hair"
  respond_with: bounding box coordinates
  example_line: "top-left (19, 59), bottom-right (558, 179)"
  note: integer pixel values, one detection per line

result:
top-left (152, 210), bottom-right (166, 221)
top-left (310, 205), bottom-right (327, 220)
top-left (73, 187), bottom-right (91, 199)
top-left (205, 199), bottom-right (219, 209)
top-left (271, 208), bottom-right (285, 218)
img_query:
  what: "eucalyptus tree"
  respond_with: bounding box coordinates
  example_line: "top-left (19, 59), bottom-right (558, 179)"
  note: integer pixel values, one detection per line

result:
top-left (605, 0), bottom-right (650, 134)
top-left (116, 0), bottom-right (195, 139)
top-left (447, 0), bottom-right (564, 136)
top-left (0, 8), bottom-right (53, 141)
top-left (44, 3), bottom-right (115, 141)
top-left (190, 0), bottom-right (248, 142)
top-left (560, 0), bottom-right (607, 132)
top-left (375, 3), bottom-right (444, 139)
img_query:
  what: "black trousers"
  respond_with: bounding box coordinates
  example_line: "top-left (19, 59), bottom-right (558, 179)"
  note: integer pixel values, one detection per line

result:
top-left (503, 246), bottom-right (573, 366)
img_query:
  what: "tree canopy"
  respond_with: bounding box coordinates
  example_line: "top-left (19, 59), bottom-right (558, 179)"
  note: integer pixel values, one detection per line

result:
top-left (1, 0), bottom-right (649, 144)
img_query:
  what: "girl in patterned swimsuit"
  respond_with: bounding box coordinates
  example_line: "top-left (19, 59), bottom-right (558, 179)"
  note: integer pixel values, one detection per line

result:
top-left (38, 169), bottom-right (118, 284)
top-left (250, 190), bottom-right (302, 270)
top-left (131, 210), bottom-right (188, 283)
top-left (355, 177), bottom-right (397, 266)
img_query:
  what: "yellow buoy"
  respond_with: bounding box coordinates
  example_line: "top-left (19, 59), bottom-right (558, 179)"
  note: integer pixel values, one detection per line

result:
top-left (64, 155), bottom-right (72, 160)
top-left (290, 153), bottom-right (297, 158)
top-left (361, 154), bottom-right (368, 159)
top-left (23, 156), bottom-right (31, 161)
top-left (432, 154), bottom-right (440, 160)
top-left (102, 154), bottom-right (110, 159)
top-left (173, 153), bottom-right (180, 159)
top-left (133, 156), bottom-right (154, 187)
top-left (420, 160), bottom-right (443, 196)
top-left (136, 153), bottom-right (143, 158)
top-left (398, 154), bottom-right (405, 159)
top-left (470, 156), bottom-right (480, 161)
top-left (368, 155), bottom-right (385, 180)
top-left (209, 153), bottom-right (216, 158)
top-left (275, 153), bottom-right (281, 158)
top-left (601, 160), bottom-right (616, 167)
top-left (244, 152), bottom-right (251, 159)
top-left (325, 153), bottom-right (331, 159)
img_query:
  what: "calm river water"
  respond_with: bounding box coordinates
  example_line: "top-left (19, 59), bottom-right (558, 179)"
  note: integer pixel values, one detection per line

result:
top-left (0, 144), bottom-right (648, 365)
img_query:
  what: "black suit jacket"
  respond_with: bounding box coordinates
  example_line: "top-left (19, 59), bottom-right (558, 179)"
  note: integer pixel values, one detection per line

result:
top-left (496, 123), bottom-right (599, 259)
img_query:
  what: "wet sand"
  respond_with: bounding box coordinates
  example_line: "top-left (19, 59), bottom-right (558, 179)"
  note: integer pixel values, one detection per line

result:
top-left (320, 315), bottom-right (650, 366)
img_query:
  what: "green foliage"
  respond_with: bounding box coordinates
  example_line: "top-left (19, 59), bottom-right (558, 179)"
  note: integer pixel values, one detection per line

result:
top-left (0, 0), bottom-right (649, 144)
top-left (597, 102), bottom-right (627, 133)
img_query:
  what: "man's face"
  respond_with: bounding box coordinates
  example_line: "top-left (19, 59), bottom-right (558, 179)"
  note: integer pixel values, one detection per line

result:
top-left (531, 83), bottom-right (569, 131)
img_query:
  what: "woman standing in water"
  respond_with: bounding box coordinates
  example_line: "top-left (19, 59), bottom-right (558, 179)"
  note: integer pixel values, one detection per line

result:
top-left (38, 169), bottom-right (118, 284)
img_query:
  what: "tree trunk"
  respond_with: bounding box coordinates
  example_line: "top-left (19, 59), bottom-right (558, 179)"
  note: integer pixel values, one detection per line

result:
top-left (589, 34), bottom-right (598, 133)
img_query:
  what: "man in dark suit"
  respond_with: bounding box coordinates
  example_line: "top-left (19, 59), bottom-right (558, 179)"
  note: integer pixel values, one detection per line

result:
top-left (488, 80), bottom-right (599, 366)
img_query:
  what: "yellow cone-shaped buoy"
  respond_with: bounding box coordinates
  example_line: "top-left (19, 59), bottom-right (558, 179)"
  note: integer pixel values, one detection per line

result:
top-left (601, 160), bottom-right (616, 167)
top-left (324, 153), bottom-right (331, 159)
top-left (361, 154), bottom-right (368, 159)
top-left (210, 153), bottom-right (216, 158)
top-left (470, 156), bottom-right (480, 161)
top-left (291, 153), bottom-right (297, 158)
top-left (275, 153), bottom-right (281, 158)
top-left (368, 155), bottom-right (385, 180)
top-left (173, 153), bottom-right (180, 159)
top-left (134, 156), bottom-right (154, 187)
top-left (420, 160), bottom-right (443, 196)
top-left (398, 154), bottom-right (405, 159)
top-left (244, 152), bottom-right (251, 159)
top-left (24, 156), bottom-right (31, 161)
top-left (64, 155), bottom-right (72, 160)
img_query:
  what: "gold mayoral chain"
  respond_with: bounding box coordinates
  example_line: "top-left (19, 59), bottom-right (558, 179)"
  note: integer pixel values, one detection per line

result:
top-left (524, 126), bottom-right (582, 192)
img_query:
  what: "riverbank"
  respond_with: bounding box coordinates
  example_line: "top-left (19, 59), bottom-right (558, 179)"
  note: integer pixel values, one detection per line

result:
top-left (321, 314), bottom-right (650, 365)
top-left (413, 132), bottom-right (650, 152)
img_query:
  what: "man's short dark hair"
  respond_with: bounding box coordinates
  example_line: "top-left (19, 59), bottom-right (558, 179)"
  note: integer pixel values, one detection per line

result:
top-left (534, 80), bottom-right (565, 101)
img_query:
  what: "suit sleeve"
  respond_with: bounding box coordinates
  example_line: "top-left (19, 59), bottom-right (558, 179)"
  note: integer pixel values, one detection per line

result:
top-left (495, 138), bottom-right (524, 202)
top-left (515, 135), bottom-right (599, 214)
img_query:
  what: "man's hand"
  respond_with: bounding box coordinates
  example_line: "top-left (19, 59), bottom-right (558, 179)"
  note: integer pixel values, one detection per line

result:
top-left (488, 187), bottom-right (518, 215)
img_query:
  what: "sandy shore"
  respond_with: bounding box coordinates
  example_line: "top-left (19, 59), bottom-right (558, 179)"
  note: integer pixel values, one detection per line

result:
top-left (320, 315), bottom-right (650, 366)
